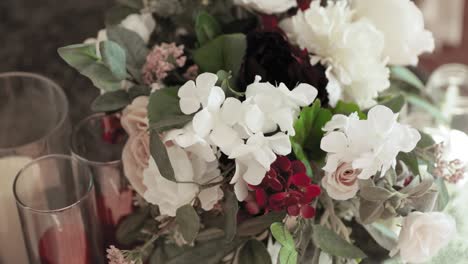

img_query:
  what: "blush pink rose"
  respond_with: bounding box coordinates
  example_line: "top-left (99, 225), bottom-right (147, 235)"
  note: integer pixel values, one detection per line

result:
top-left (121, 96), bottom-right (149, 137)
top-left (122, 131), bottom-right (150, 196)
top-left (322, 163), bottom-right (361, 200)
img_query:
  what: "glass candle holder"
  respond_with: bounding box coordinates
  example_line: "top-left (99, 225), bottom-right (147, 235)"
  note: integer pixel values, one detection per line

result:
top-left (14, 155), bottom-right (105, 264)
top-left (0, 72), bottom-right (70, 263)
top-left (71, 113), bottom-right (133, 247)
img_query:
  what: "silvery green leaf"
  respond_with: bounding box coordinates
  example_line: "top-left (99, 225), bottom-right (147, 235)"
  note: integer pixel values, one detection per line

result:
top-left (390, 66), bottom-right (425, 90)
top-left (400, 178), bottom-right (433, 197)
top-left (312, 225), bottom-right (367, 259)
top-left (360, 186), bottom-right (394, 202)
top-left (360, 199), bottom-right (385, 224)
top-left (176, 205), bottom-right (201, 243)
top-left (435, 178), bottom-right (450, 211)
top-left (91, 90), bottom-right (130, 112)
top-left (149, 128), bottom-right (176, 181)
top-left (100, 41), bottom-right (127, 80)
top-left (363, 223), bottom-right (398, 251)
top-left (409, 189), bottom-right (438, 212)
top-left (223, 190), bottom-right (238, 242)
top-left (381, 94), bottom-right (406, 113)
top-left (359, 179), bottom-right (376, 188)
top-left (238, 240), bottom-right (272, 264)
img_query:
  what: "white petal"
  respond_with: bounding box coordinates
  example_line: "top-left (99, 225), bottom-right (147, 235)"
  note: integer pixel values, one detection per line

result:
top-left (253, 147), bottom-right (277, 169)
top-left (206, 86), bottom-right (225, 111)
top-left (268, 133), bottom-right (292, 155)
top-left (179, 98), bottom-right (201, 115)
top-left (243, 161), bottom-right (267, 185)
top-left (290, 83), bottom-right (318, 106)
top-left (323, 115), bottom-right (348, 132)
top-left (221, 97), bottom-right (242, 125)
top-left (196, 72), bottom-right (218, 89)
top-left (368, 105), bottom-right (397, 133)
top-left (192, 108), bottom-right (214, 137)
top-left (210, 124), bottom-right (242, 155)
top-left (234, 178), bottom-right (249, 201)
top-left (178, 80), bottom-right (197, 98)
top-left (271, 108), bottom-right (295, 135)
top-left (320, 131), bottom-right (348, 153)
top-left (245, 105), bottom-right (266, 133)
top-left (199, 186), bottom-right (224, 211)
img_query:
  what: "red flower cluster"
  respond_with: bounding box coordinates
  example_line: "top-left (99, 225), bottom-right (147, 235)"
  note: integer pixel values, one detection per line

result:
top-left (246, 156), bottom-right (321, 219)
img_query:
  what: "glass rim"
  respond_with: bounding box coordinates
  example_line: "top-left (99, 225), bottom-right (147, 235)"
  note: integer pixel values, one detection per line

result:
top-left (0, 71), bottom-right (69, 152)
top-left (13, 154), bottom-right (94, 214)
top-left (70, 113), bottom-right (123, 166)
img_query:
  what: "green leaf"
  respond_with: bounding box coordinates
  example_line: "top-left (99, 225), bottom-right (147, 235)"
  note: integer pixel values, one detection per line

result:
top-left (193, 34), bottom-right (246, 86)
top-left (333, 101), bottom-right (366, 119)
top-left (116, 208), bottom-right (149, 246)
top-left (291, 141), bottom-right (313, 177)
top-left (238, 240), bottom-right (272, 264)
top-left (58, 43), bottom-right (123, 91)
top-left (217, 70), bottom-right (244, 97)
top-left (435, 178), bottom-right (450, 211)
top-left (151, 115), bottom-right (193, 131)
top-left (91, 90), bottom-right (130, 112)
top-left (313, 225), bottom-right (367, 259)
top-left (279, 247), bottom-right (298, 264)
top-left (417, 131), bottom-right (436, 149)
top-left (128, 85), bottom-right (151, 99)
top-left (238, 212), bottom-right (286, 237)
top-left (176, 205), bottom-right (201, 243)
top-left (270, 223), bottom-right (295, 249)
top-left (401, 178), bottom-right (434, 197)
top-left (195, 11), bottom-right (222, 45)
top-left (107, 26), bottom-right (149, 83)
top-left (223, 190), bottom-right (239, 242)
top-left (149, 128), bottom-right (176, 181)
top-left (100, 41), bottom-right (127, 80)
top-left (380, 94), bottom-right (406, 113)
top-left (397, 152), bottom-right (420, 177)
top-left (363, 223), bottom-right (398, 252)
top-left (390, 66), bottom-right (425, 91)
top-left (148, 87), bottom-right (191, 132)
top-left (359, 199), bottom-right (385, 225)
top-left (406, 94), bottom-right (448, 124)
top-left (292, 100), bottom-right (332, 160)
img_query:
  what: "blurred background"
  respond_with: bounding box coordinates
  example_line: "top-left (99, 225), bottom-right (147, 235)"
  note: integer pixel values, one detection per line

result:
top-left (0, 0), bottom-right (467, 123)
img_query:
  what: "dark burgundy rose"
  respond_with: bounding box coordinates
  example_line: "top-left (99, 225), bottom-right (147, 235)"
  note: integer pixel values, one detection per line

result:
top-left (238, 30), bottom-right (329, 105)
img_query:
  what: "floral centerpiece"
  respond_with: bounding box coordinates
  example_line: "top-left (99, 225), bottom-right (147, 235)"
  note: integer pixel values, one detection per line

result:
top-left (59, 0), bottom-right (462, 263)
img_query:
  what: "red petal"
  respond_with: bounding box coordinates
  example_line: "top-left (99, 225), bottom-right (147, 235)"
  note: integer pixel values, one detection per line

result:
top-left (261, 15), bottom-right (279, 31)
top-left (297, 0), bottom-right (312, 11)
top-left (287, 205), bottom-right (300, 216)
top-left (302, 185), bottom-right (321, 203)
top-left (256, 189), bottom-right (268, 208)
top-left (269, 178), bottom-right (284, 191)
top-left (270, 192), bottom-right (288, 202)
top-left (289, 173), bottom-right (311, 187)
top-left (291, 160), bottom-right (306, 174)
top-left (245, 201), bottom-right (260, 215)
top-left (274, 156), bottom-right (291, 172)
top-left (300, 205), bottom-right (316, 219)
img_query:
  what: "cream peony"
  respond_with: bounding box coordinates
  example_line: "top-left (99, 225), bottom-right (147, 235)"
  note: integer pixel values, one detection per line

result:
top-left (282, 1), bottom-right (390, 108)
top-left (122, 131), bottom-right (150, 196)
top-left (121, 96), bottom-right (149, 137)
top-left (142, 145), bottom-right (223, 216)
top-left (233, 0), bottom-right (297, 15)
top-left (353, 0), bottom-right (435, 66)
top-left (394, 212), bottom-right (456, 263)
top-left (321, 163), bottom-right (360, 200)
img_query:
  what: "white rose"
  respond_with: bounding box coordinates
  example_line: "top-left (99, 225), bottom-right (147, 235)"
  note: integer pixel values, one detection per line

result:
top-left (121, 96), bottom-right (149, 137)
top-left (233, 0), bottom-right (297, 15)
top-left (122, 131), bottom-right (150, 196)
top-left (142, 145), bottom-right (223, 216)
top-left (352, 0), bottom-right (435, 66)
top-left (120, 13), bottom-right (156, 43)
top-left (394, 212), bottom-right (456, 263)
top-left (322, 163), bottom-right (360, 200)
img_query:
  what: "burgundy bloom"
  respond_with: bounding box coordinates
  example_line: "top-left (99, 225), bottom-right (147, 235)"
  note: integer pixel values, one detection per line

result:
top-left (247, 156), bottom-right (321, 219)
top-left (238, 31), bottom-right (329, 105)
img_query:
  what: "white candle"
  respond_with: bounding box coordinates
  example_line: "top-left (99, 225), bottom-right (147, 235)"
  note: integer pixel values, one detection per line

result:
top-left (0, 156), bottom-right (32, 264)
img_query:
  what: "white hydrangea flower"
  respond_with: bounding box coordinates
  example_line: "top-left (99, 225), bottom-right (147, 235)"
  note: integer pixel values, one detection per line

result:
top-left (320, 105), bottom-right (421, 200)
top-left (281, 1), bottom-right (390, 108)
top-left (353, 0), bottom-right (435, 66)
top-left (142, 145), bottom-right (223, 216)
top-left (242, 76), bottom-right (318, 136)
top-left (178, 72), bottom-right (222, 115)
top-left (233, 0), bottom-right (297, 15)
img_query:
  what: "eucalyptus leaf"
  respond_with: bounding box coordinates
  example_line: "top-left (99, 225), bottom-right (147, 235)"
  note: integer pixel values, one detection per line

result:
top-left (149, 128), bottom-right (176, 181)
top-left (270, 223), bottom-right (295, 249)
top-left (128, 85), bottom-right (151, 99)
top-left (409, 189), bottom-right (438, 212)
top-left (390, 66), bottom-right (425, 91)
top-left (359, 199), bottom-right (385, 225)
top-left (151, 115), bottom-right (193, 131)
top-left (100, 40), bottom-right (127, 80)
top-left (312, 225), bottom-right (367, 259)
top-left (406, 94), bottom-right (448, 124)
top-left (176, 205), bottom-right (201, 243)
top-left (196, 228), bottom-right (225, 242)
top-left (238, 212), bottom-right (286, 237)
top-left (148, 87), bottom-right (183, 125)
top-left (360, 186), bottom-right (394, 202)
top-left (195, 11), bottom-right (222, 45)
top-left (380, 94), bottom-right (406, 113)
top-left (363, 223), bottom-right (398, 251)
top-left (397, 152), bottom-right (420, 177)
top-left (239, 240), bottom-right (272, 264)
top-left (279, 247), bottom-right (298, 264)
top-left (91, 90), bottom-right (130, 112)
top-left (435, 178), bottom-right (450, 211)
top-left (223, 190), bottom-right (238, 241)
top-left (417, 130), bottom-right (436, 149)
